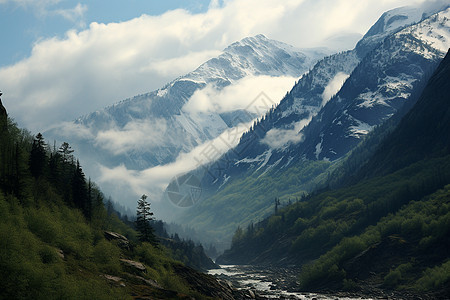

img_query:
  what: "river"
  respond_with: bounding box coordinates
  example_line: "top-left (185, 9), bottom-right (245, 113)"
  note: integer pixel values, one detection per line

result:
top-left (208, 265), bottom-right (374, 299)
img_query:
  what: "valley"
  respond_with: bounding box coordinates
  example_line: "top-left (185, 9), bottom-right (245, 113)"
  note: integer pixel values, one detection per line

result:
top-left (1, 1), bottom-right (449, 299)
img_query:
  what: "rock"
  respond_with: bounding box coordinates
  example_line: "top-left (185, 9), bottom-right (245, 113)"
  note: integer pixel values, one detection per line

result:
top-left (0, 96), bottom-right (8, 132)
top-left (129, 274), bottom-right (162, 289)
top-left (56, 249), bottom-right (65, 259)
top-left (102, 274), bottom-right (126, 287)
top-left (172, 264), bottom-right (235, 300)
top-left (104, 231), bottom-right (130, 249)
top-left (119, 259), bottom-right (146, 273)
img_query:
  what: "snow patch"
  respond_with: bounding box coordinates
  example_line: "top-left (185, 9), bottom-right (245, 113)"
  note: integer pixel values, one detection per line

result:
top-left (348, 119), bottom-right (373, 138)
top-left (156, 88), bottom-right (168, 97)
top-left (357, 74), bottom-right (416, 108)
top-left (254, 149), bottom-right (273, 173)
top-left (398, 8), bottom-right (450, 54)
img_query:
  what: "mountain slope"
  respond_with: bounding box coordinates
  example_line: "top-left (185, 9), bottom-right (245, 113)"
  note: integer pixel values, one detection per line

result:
top-left (217, 49), bottom-right (450, 298)
top-left (172, 6), bottom-right (449, 246)
top-left (46, 35), bottom-right (328, 172)
top-left (360, 46), bottom-right (450, 177)
top-left (0, 105), bottom-right (239, 299)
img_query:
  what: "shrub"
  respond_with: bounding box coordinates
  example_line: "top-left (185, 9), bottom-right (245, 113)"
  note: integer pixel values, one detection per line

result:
top-left (384, 269), bottom-right (402, 287)
top-left (415, 260), bottom-right (450, 291)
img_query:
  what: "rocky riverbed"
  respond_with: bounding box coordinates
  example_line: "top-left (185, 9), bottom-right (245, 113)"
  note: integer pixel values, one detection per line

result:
top-left (207, 265), bottom-right (448, 299)
top-left (208, 265), bottom-right (375, 299)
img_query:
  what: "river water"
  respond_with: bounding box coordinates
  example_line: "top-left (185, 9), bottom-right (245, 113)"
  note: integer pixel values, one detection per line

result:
top-left (208, 265), bottom-right (373, 299)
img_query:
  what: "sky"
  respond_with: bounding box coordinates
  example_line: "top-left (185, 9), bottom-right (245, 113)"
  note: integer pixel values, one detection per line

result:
top-left (0, 0), bottom-right (442, 133)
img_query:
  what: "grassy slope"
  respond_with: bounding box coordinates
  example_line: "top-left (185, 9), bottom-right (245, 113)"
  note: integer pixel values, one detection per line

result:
top-left (0, 117), bottom-right (224, 299)
top-left (0, 182), bottom-right (215, 299)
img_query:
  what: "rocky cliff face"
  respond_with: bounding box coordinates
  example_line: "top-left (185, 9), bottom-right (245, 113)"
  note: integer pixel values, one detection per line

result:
top-left (0, 93), bottom-right (7, 132)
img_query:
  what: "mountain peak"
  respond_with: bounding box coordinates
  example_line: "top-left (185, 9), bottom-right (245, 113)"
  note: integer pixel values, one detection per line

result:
top-left (356, 3), bottom-right (449, 57)
top-left (225, 34), bottom-right (268, 49)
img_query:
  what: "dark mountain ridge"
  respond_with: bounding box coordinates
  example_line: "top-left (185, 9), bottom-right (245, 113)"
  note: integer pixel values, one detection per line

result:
top-left (171, 7), bottom-right (449, 247)
top-left (216, 49), bottom-right (450, 298)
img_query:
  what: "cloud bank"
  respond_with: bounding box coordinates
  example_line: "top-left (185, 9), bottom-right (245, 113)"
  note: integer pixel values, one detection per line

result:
top-left (96, 120), bottom-right (252, 211)
top-left (183, 75), bottom-right (297, 115)
top-left (322, 72), bottom-right (350, 107)
top-left (261, 117), bottom-right (311, 149)
top-left (0, 0), bottom-right (437, 132)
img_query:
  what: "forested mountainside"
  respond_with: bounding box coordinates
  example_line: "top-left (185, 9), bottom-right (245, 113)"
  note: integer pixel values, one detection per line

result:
top-left (174, 6), bottom-right (450, 247)
top-left (217, 49), bottom-right (450, 298)
top-left (0, 103), bottom-right (237, 299)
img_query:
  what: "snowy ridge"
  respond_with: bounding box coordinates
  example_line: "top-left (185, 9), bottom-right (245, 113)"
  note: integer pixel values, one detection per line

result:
top-left (398, 7), bottom-right (450, 54)
top-left (355, 4), bottom-right (448, 57)
top-left (183, 34), bottom-right (329, 85)
top-left (190, 4), bottom-right (450, 195)
top-left (299, 8), bottom-right (449, 161)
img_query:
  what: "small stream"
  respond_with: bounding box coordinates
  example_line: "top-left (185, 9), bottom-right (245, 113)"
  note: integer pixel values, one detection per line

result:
top-left (208, 265), bottom-right (373, 299)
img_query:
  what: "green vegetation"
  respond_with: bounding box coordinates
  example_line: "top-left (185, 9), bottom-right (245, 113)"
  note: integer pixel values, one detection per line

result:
top-left (181, 158), bottom-right (331, 244)
top-left (0, 113), bottom-right (218, 299)
top-left (298, 182), bottom-right (450, 291)
top-left (223, 155), bottom-right (450, 269)
top-left (219, 52), bottom-right (450, 296)
top-left (135, 194), bottom-right (157, 245)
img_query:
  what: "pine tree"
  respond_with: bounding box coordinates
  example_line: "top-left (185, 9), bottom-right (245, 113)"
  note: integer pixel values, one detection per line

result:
top-left (58, 142), bottom-right (74, 163)
top-left (135, 194), bottom-right (157, 245)
top-left (274, 197), bottom-right (280, 214)
top-left (29, 133), bottom-right (47, 178)
top-left (72, 160), bottom-right (90, 218)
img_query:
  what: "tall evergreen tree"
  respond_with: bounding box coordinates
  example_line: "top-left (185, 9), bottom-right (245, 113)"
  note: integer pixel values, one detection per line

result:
top-left (58, 142), bottom-right (74, 163)
top-left (72, 160), bottom-right (90, 218)
top-left (29, 133), bottom-right (47, 178)
top-left (135, 194), bottom-right (157, 245)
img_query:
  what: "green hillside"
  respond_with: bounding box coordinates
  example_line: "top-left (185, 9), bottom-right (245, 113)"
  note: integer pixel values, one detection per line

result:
top-left (217, 51), bottom-right (450, 297)
top-left (0, 106), bottom-right (232, 299)
top-left (181, 155), bottom-right (332, 247)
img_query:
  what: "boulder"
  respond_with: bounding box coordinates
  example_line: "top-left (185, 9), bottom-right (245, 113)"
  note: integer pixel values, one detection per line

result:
top-left (104, 231), bottom-right (130, 249)
top-left (102, 274), bottom-right (126, 287)
top-left (120, 259), bottom-right (146, 273)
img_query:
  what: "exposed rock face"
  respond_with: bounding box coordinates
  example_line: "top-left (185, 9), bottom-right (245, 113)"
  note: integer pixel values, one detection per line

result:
top-left (0, 94), bottom-right (7, 132)
top-left (104, 231), bottom-right (130, 249)
top-left (172, 264), bottom-right (238, 300)
top-left (119, 259), bottom-right (147, 273)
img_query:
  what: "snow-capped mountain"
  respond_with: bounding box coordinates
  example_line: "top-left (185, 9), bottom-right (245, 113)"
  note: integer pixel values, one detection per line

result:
top-left (355, 4), bottom-right (447, 57)
top-left (44, 34), bottom-right (329, 211)
top-left (201, 5), bottom-right (449, 187)
top-left (297, 7), bottom-right (450, 162)
top-left (172, 6), bottom-right (449, 240)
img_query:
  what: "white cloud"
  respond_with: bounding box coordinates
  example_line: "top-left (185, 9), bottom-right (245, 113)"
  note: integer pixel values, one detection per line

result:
top-left (94, 119), bottom-right (168, 155)
top-left (53, 121), bottom-right (95, 140)
top-left (1, 0), bottom-right (87, 24)
top-left (0, 0), bottom-right (439, 133)
top-left (261, 117), bottom-right (311, 149)
top-left (183, 75), bottom-right (297, 114)
top-left (321, 72), bottom-right (350, 107)
top-left (52, 3), bottom-right (87, 27)
top-left (96, 121), bottom-right (253, 211)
